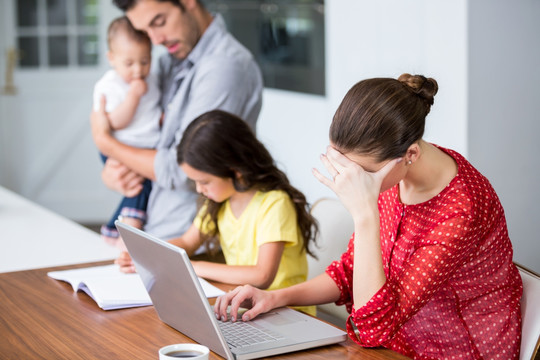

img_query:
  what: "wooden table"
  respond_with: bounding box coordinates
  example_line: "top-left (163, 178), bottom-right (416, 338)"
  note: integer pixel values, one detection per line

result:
top-left (0, 261), bottom-right (410, 359)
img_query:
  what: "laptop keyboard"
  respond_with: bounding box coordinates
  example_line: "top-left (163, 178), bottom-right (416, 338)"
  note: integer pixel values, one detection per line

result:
top-left (219, 320), bottom-right (285, 348)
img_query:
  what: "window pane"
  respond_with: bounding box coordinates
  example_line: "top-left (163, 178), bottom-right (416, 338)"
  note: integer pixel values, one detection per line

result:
top-left (78, 34), bottom-right (98, 65)
top-left (48, 36), bottom-right (69, 66)
top-left (206, 0), bottom-right (325, 95)
top-left (17, 0), bottom-right (39, 27)
top-left (77, 0), bottom-right (98, 26)
top-left (18, 37), bottom-right (40, 67)
top-left (47, 0), bottom-right (68, 26)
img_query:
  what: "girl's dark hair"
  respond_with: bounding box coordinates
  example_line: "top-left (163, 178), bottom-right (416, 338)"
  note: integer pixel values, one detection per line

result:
top-left (330, 73), bottom-right (438, 161)
top-left (177, 110), bottom-right (318, 257)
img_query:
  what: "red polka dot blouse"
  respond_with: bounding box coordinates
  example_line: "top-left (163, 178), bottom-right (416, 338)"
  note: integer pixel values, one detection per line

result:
top-left (326, 146), bottom-right (522, 360)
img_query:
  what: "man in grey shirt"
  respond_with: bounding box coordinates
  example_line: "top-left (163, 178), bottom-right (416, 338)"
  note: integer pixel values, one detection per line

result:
top-left (91, 0), bottom-right (263, 245)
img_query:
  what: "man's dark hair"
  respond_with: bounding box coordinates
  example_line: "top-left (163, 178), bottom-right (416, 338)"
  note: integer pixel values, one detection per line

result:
top-left (113, 0), bottom-right (192, 12)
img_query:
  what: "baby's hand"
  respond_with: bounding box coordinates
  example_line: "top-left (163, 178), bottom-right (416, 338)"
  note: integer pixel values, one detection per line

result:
top-left (129, 79), bottom-right (147, 97)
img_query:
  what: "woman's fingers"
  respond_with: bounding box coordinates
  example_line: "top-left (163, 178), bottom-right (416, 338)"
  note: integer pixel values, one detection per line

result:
top-left (214, 286), bottom-right (243, 321)
top-left (213, 285), bottom-right (269, 322)
top-left (312, 167), bottom-right (335, 190)
top-left (319, 153), bottom-right (340, 180)
top-left (313, 146), bottom-right (364, 191)
top-left (229, 288), bottom-right (251, 322)
top-left (239, 300), bottom-right (266, 322)
top-left (325, 146), bottom-right (356, 172)
top-left (316, 146), bottom-right (353, 184)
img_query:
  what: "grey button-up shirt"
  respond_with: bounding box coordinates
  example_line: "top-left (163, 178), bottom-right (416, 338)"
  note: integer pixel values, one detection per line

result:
top-left (145, 14), bottom-right (263, 240)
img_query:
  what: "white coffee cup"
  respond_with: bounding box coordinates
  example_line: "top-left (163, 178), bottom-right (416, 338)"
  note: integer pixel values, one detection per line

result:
top-left (158, 343), bottom-right (209, 360)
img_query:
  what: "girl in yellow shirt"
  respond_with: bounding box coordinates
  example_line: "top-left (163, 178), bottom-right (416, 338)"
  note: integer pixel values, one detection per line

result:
top-left (120, 110), bottom-right (316, 313)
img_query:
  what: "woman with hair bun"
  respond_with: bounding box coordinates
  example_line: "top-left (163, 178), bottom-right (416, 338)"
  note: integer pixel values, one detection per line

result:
top-left (215, 74), bottom-right (522, 359)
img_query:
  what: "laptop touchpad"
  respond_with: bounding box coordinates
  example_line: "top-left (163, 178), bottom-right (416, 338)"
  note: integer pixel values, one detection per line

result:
top-left (258, 310), bottom-right (305, 326)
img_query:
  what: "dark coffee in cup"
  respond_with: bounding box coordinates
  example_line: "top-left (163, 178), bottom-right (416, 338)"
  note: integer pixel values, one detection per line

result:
top-left (164, 350), bottom-right (204, 358)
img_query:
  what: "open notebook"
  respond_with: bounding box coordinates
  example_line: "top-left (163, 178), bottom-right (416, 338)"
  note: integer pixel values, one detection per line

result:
top-left (48, 264), bottom-right (225, 310)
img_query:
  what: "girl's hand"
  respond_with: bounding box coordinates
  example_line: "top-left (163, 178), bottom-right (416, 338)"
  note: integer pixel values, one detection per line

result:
top-left (114, 251), bottom-right (136, 273)
top-left (312, 146), bottom-right (399, 220)
top-left (214, 285), bottom-right (276, 323)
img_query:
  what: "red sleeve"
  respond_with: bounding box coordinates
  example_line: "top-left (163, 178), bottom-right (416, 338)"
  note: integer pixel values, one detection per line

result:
top-left (325, 234), bottom-right (355, 313)
top-left (348, 206), bottom-right (482, 347)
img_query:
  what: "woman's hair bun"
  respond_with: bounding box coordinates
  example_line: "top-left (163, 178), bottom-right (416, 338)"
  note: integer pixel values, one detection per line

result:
top-left (398, 73), bottom-right (438, 106)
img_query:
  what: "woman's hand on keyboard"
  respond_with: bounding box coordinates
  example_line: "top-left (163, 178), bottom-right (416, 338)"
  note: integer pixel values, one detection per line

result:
top-left (214, 285), bottom-right (277, 323)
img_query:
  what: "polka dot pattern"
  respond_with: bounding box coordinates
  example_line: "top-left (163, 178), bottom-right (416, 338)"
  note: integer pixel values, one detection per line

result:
top-left (326, 146), bottom-right (523, 360)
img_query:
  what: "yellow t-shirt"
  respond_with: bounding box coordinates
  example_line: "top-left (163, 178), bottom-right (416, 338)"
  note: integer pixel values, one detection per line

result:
top-left (194, 190), bottom-right (315, 315)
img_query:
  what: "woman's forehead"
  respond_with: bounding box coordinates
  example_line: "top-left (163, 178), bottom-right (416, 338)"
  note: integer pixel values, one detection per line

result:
top-left (342, 151), bottom-right (387, 173)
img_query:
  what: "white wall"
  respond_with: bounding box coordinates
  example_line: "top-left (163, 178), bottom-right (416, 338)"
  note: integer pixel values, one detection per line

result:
top-left (2, 1), bottom-right (537, 272)
top-left (468, 0), bottom-right (540, 272)
top-left (258, 0), bottom-right (468, 205)
top-left (260, 0), bottom-right (540, 273)
top-left (0, 2), bottom-right (123, 224)
top-left (0, 1), bottom-right (13, 188)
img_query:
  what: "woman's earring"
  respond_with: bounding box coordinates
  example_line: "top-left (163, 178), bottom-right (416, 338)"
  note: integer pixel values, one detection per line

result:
top-left (407, 160), bottom-right (412, 165)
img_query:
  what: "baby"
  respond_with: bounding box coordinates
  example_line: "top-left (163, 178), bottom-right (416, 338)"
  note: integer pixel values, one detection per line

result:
top-left (92, 16), bottom-right (161, 247)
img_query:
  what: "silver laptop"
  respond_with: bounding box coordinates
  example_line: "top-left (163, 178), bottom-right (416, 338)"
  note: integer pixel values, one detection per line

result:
top-left (116, 222), bottom-right (347, 360)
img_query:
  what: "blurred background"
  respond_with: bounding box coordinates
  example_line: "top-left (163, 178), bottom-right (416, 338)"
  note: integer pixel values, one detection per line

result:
top-left (0, 0), bottom-right (538, 272)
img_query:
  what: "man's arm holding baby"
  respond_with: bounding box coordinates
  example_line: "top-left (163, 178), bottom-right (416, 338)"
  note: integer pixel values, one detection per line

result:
top-left (101, 158), bottom-right (145, 198)
top-left (91, 96), bottom-right (157, 181)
